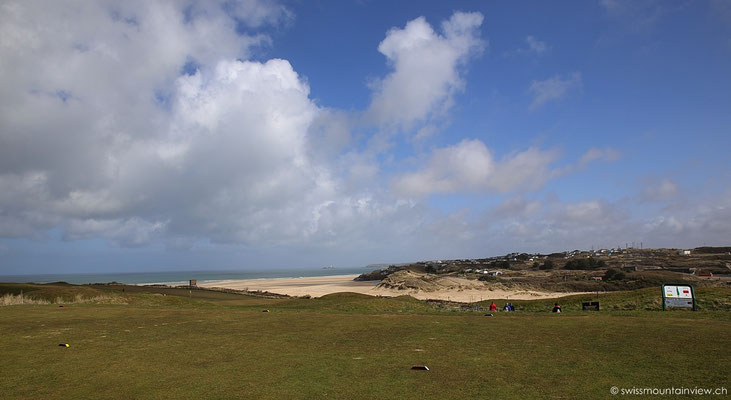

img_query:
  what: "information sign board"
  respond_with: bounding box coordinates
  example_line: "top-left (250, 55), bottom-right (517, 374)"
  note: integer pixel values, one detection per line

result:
top-left (662, 283), bottom-right (696, 311)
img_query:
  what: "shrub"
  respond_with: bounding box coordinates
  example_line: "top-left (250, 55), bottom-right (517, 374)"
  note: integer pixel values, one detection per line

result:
top-left (565, 258), bottom-right (602, 270)
top-left (539, 260), bottom-right (555, 270)
top-left (604, 269), bottom-right (626, 281)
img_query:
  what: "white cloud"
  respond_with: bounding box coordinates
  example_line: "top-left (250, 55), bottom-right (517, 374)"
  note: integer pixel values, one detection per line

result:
top-left (528, 72), bottom-right (582, 110)
top-left (492, 196), bottom-right (541, 220)
top-left (0, 2), bottom-right (727, 268)
top-left (222, 0), bottom-right (293, 28)
top-left (367, 12), bottom-right (485, 130)
top-left (0, 1), bottom-right (368, 248)
top-left (413, 124), bottom-right (440, 141)
top-left (525, 35), bottom-right (549, 55)
top-left (64, 218), bottom-right (167, 247)
top-left (640, 178), bottom-right (679, 202)
top-left (642, 194), bottom-right (731, 247)
top-left (578, 147), bottom-right (622, 167)
top-left (391, 139), bottom-right (560, 196)
top-left (556, 201), bottom-right (621, 226)
top-left (0, 2), bottom-right (477, 256)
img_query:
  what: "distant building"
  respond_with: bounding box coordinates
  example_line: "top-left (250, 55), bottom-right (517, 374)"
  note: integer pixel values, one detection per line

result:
top-left (189, 279), bottom-right (197, 287)
top-left (682, 250), bottom-right (691, 256)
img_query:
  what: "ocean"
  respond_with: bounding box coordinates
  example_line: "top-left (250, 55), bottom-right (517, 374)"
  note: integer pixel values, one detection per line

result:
top-left (0, 267), bottom-right (379, 285)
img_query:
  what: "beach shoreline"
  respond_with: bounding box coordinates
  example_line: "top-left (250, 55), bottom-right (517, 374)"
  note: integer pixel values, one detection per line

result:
top-left (195, 274), bottom-right (588, 302)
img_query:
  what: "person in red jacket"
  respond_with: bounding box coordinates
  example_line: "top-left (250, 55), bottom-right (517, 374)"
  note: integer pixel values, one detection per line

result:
top-left (489, 302), bottom-right (497, 312)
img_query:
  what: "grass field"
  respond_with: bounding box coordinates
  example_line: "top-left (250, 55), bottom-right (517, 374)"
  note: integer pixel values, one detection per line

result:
top-left (1, 283), bottom-right (729, 399)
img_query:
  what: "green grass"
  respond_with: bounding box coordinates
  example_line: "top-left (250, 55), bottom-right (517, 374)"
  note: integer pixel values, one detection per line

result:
top-left (1, 283), bottom-right (729, 399)
top-left (474, 287), bottom-right (731, 313)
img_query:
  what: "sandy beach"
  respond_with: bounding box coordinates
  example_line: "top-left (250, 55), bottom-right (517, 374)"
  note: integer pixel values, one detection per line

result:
top-left (199, 275), bottom-right (379, 298)
top-left (199, 274), bottom-right (582, 302)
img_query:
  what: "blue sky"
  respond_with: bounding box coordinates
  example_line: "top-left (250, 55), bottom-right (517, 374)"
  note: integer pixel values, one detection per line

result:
top-left (0, 0), bottom-right (729, 274)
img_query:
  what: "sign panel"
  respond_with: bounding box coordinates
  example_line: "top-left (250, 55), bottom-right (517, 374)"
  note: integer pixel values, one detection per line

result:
top-left (662, 283), bottom-right (696, 311)
top-left (663, 285), bottom-right (693, 299)
top-left (664, 298), bottom-right (693, 308)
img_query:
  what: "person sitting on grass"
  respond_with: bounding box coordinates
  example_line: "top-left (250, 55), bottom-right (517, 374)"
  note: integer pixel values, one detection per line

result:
top-left (489, 302), bottom-right (497, 312)
top-left (552, 303), bottom-right (562, 313)
top-left (503, 303), bottom-right (510, 311)
top-left (508, 303), bottom-right (515, 312)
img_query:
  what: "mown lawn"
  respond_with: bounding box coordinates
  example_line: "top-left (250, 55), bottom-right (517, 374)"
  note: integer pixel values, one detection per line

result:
top-left (0, 287), bottom-right (729, 399)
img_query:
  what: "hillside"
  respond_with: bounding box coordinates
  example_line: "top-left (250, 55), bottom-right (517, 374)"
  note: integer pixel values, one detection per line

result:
top-left (357, 246), bottom-right (731, 293)
top-left (0, 282), bottom-right (729, 399)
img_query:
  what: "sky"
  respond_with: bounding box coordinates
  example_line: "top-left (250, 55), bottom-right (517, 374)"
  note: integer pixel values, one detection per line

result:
top-left (1, 0), bottom-right (730, 274)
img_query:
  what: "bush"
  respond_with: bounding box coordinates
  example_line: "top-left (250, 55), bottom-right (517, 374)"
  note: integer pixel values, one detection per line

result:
top-left (604, 269), bottom-right (626, 281)
top-left (694, 246), bottom-right (731, 254)
top-left (565, 258), bottom-right (603, 270)
top-left (539, 260), bottom-right (555, 270)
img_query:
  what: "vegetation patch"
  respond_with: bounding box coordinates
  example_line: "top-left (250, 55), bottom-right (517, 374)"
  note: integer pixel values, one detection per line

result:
top-left (0, 283), bottom-right (729, 399)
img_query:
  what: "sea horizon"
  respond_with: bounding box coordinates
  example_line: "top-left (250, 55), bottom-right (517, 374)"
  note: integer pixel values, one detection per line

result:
top-left (0, 266), bottom-right (379, 285)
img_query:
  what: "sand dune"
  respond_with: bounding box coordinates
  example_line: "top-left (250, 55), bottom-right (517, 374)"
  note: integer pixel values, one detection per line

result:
top-left (198, 274), bottom-right (583, 302)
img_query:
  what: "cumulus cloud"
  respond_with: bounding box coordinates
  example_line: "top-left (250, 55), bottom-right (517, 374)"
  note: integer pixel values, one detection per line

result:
top-left (642, 193), bottom-right (731, 246)
top-left (547, 147), bottom-right (621, 178)
top-left (640, 178), bottom-right (679, 202)
top-left (491, 196), bottom-right (541, 220)
top-left (1, 2), bottom-right (725, 269)
top-left (475, 198), bottom-right (632, 252)
top-left (528, 72), bottom-right (582, 110)
top-left (391, 139), bottom-right (560, 196)
top-left (222, 0), bottom-right (293, 28)
top-left (0, 3), bottom-right (495, 256)
top-left (367, 12), bottom-right (485, 130)
top-left (0, 0), bottom-right (389, 249)
top-left (555, 200), bottom-right (624, 226)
